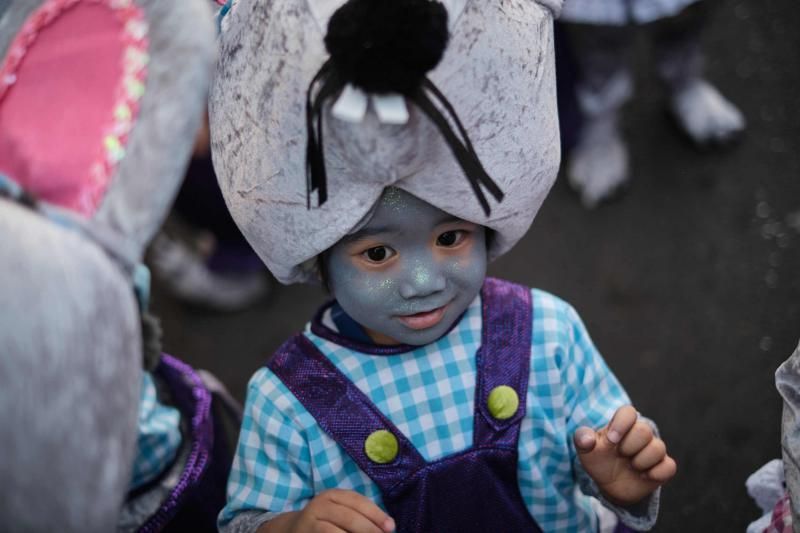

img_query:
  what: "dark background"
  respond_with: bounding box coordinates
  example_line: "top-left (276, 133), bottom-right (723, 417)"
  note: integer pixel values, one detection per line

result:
top-left (153, 0), bottom-right (800, 530)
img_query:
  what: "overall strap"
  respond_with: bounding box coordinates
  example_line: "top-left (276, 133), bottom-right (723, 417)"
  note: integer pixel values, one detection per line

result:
top-left (139, 354), bottom-right (214, 532)
top-left (473, 278), bottom-right (533, 448)
top-left (268, 334), bottom-right (427, 492)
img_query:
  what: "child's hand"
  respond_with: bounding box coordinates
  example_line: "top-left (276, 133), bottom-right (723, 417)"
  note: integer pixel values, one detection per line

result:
top-left (276, 489), bottom-right (396, 533)
top-left (574, 405), bottom-right (677, 506)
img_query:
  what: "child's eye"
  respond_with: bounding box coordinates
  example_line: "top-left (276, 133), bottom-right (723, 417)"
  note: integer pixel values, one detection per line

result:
top-left (436, 230), bottom-right (466, 247)
top-left (362, 246), bottom-right (395, 264)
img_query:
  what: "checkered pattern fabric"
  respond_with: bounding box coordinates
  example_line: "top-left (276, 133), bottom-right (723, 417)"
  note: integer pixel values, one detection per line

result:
top-left (560, 0), bottom-right (701, 25)
top-left (129, 371), bottom-right (182, 491)
top-left (220, 289), bottom-right (631, 532)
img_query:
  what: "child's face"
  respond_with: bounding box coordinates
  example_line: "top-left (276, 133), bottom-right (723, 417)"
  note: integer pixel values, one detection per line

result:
top-left (325, 188), bottom-right (487, 346)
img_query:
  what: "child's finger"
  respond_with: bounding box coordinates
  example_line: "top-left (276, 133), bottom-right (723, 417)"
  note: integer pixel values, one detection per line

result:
top-left (319, 508), bottom-right (384, 533)
top-left (315, 522), bottom-right (348, 533)
top-left (605, 405), bottom-right (638, 445)
top-left (630, 438), bottom-right (667, 471)
top-left (328, 489), bottom-right (396, 532)
top-left (573, 426), bottom-right (597, 454)
top-left (618, 421), bottom-right (654, 456)
top-left (643, 456), bottom-right (678, 483)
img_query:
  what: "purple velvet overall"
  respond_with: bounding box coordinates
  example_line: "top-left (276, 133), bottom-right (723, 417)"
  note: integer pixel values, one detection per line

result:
top-left (268, 278), bottom-right (545, 532)
top-left (137, 355), bottom-right (231, 533)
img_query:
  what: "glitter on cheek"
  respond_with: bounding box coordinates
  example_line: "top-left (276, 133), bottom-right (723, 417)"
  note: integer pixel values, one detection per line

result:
top-left (442, 259), bottom-right (466, 292)
top-left (361, 275), bottom-right (396, 297)
top-left (342, 268), bottom-right (402, 318)
top-left (442, 237), bottom-right (487, 295)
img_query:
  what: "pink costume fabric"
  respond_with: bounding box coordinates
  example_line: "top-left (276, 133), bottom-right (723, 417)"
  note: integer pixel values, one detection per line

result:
top-left (0, 0), bottom-right (147, 217)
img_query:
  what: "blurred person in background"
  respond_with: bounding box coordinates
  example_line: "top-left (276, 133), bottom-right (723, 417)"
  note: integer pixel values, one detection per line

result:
top-left (559, 1), bottom-right (746, 207)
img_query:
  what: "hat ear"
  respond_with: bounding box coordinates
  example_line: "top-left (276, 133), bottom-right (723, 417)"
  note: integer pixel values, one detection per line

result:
top-left (0, 0), bottom-right (215, 260)
top-left (0, 0), bottom-right (148, 217)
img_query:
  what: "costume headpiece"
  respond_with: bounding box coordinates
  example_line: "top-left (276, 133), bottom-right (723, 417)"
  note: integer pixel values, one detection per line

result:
top-left (0, 0), bottom-right (215, 528)
top-left (306, 0), bottom-right (503, 215)
top-left (212, 0), bottom-right (564, 284)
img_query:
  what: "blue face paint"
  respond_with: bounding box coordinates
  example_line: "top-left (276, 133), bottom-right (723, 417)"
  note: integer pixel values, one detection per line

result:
top-left (325, 188), bottom-right (487, 346)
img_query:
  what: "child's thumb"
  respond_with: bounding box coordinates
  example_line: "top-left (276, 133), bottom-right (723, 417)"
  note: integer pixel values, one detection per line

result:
top-left (573, 426), bottom-right (597, 454)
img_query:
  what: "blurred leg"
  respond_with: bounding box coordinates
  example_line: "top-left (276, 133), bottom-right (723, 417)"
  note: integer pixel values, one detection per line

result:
top-left (653, 3), bottom-right (746, 145)
top-left (565, 24), bottom-right (634, 208)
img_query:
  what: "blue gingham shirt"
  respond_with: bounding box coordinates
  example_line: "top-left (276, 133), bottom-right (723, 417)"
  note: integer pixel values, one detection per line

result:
top-left (220, 289), bottom-right (630, 532)
top-left (129, 371), bottom-right (182, 491)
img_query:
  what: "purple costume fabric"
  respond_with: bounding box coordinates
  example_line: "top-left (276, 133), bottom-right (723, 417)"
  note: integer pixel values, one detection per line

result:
top-left (137, 354), bottom-right (230, 532)
top-left (268, 278), bottom-right (543, 532)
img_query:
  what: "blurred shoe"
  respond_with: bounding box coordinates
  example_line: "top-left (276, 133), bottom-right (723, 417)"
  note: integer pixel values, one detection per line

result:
top-left (566, 114), bottom-right (630, 209)
top-left (670, 79), bottom-right (745, 146)
top-left (149, 234), bottom-right (270, 312)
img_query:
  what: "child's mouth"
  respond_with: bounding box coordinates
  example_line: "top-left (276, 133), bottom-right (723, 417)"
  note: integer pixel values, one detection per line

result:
top-left (397, 305), bottom-right (448, 330)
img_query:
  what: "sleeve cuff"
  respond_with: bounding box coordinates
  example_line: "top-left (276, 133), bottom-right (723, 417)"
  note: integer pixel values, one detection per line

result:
top-left (219, 510), bottom-right (279, 533)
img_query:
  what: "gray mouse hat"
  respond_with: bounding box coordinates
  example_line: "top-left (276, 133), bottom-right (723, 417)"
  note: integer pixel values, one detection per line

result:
top-left (211, 0), bottom-right (563, 284)
top-left (0, 0), bottom-right (215, 529)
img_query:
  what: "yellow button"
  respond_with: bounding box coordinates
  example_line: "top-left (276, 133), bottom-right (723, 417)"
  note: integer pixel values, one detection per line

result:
top-left (364, 430), bottom-right (399, 464)
top-left (487, 385), bottom-right (519, 420)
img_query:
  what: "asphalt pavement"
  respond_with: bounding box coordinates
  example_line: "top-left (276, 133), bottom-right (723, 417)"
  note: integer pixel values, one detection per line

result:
top-left (153, 0), bottom-right (800, 530)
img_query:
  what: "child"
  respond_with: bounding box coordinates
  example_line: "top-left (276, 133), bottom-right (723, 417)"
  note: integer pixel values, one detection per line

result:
top-left (210, 0), bottom-right (676, 531)
top-left (559, 1), bottom-right (746, 207)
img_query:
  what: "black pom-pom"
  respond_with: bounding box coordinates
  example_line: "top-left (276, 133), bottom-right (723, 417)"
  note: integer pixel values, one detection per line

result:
top-left (324, 0), bottom-right (449, 95)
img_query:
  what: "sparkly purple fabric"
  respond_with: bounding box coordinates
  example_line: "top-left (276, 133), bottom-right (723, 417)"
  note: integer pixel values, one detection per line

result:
top-left (270, 334), bottom-right (428, 482)
top-left (138, 354), bottom-right (229, 533)
top-left (269, 277), bottom-right (543, 532)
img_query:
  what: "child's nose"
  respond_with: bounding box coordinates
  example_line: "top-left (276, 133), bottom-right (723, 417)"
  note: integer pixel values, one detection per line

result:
top-left (399, 261), bottom-right (446, 299)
